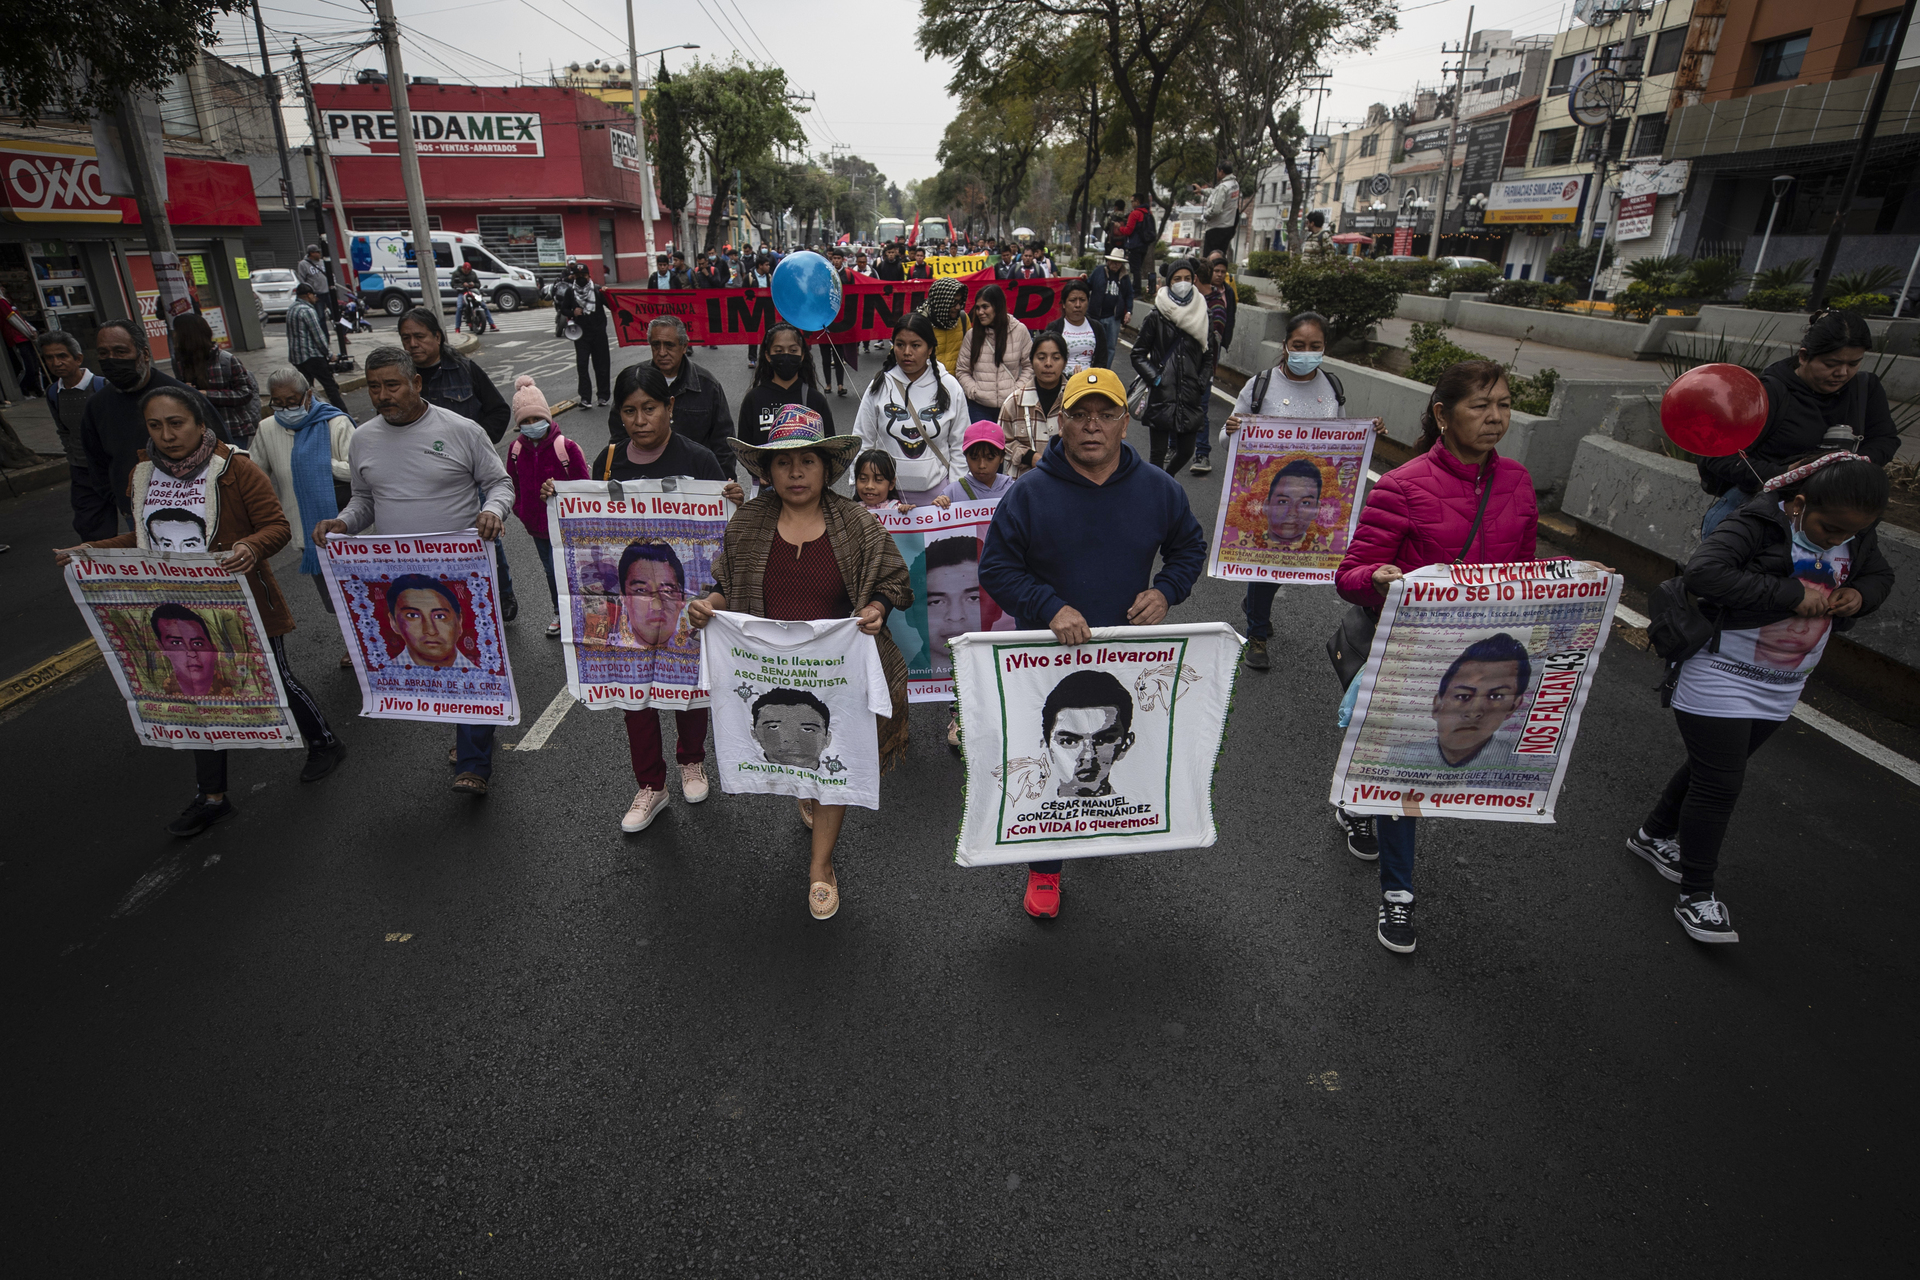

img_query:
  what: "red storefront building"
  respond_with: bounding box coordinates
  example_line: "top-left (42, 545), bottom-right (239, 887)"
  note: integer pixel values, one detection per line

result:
top-left (313, 83), bottom-right (673, 285)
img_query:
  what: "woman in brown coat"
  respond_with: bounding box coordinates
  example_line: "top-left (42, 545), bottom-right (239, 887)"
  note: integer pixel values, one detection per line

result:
top-left (688, 407), bottom-right (912, 921)
top-left (55, 386), bottom-right (345, 838)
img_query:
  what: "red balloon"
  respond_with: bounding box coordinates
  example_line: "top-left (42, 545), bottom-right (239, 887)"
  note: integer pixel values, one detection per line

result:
top-left (1660, 363), bottom-right (1767, 457)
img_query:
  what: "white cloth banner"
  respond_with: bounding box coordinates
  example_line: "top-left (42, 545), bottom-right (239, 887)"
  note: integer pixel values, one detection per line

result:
top-left (1329, 561), bottom-right (1621, 823)
top-left (952, 624), bottom-right (1244, 866)
top-left (320, 529), bottom-right (521, 724)
top-left (699, 612), bottom-right (893, 810)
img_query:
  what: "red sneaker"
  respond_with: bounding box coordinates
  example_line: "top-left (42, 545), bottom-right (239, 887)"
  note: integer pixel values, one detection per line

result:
top-left (1024, 871), bottom-right (1061, 918)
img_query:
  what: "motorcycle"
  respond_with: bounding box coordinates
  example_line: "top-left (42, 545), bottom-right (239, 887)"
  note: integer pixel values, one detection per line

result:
top-left (460, 289), bottom-right (488, 337)
top-left (335, 296), bottom-right (372, 337)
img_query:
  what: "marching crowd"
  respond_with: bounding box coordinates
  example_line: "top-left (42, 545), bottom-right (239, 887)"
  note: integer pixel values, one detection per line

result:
top-left (37, 228), bottom-right (1902, 952)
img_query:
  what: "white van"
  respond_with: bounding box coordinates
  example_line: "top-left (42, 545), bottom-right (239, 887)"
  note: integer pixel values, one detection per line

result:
top-left (347, 230), bottom-right (541, 316)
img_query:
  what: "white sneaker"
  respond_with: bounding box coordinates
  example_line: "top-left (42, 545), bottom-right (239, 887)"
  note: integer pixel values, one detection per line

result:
top-left (679, 762), bottom-right (709, 804)
top-left (620, 788), bottom-right (667, 833)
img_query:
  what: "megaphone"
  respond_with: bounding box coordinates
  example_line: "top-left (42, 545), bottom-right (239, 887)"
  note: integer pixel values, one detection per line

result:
top-left (563, 320), bottom-right (583, 342)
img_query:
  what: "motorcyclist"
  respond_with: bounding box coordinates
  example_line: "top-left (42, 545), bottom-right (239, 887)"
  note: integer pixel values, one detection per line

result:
top-left (450, 260), bottom-right (497, 332)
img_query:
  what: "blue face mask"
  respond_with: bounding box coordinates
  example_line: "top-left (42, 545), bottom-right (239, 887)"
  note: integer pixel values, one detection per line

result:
top-left (1286, 350), bottom-right (1324, 376)
top-left (520, 419), bottom-right (551, 440)
top-left (274, 403), bottom-right (309, 428)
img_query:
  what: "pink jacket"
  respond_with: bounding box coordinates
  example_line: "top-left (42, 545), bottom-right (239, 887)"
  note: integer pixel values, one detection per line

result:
top-left (1336, 440), bottom-right (1538, 609)
top-left (507, 430), bottom-right (590, 538)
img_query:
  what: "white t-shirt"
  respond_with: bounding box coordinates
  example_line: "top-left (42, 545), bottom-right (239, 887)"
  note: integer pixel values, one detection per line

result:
top-left (1673, 521), bottom-right (1853, 721)
top-left (699, 612), bottom-right (893, 810)
top-left (1060, 319), bottom-right (1097, 374)
top-left (143, 467), bottom-right (211, 553)
top-left (1226, 367), bottom-right (1340, 444)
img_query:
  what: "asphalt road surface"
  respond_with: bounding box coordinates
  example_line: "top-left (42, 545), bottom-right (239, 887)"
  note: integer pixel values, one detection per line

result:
top-left (5, 311), bottom-right (1913, 1276)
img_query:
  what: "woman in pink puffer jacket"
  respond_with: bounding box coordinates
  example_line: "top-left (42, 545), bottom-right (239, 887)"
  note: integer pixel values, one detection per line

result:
top-left (1334, 359), bottom-right (1542, 957)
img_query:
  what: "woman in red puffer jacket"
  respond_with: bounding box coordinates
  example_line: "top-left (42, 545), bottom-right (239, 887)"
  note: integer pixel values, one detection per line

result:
top-left (1333, 359), bottom-right (1543, 957)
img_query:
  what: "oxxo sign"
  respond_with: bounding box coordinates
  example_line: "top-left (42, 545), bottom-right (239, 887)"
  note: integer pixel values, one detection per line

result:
top-left (324, 111), bottom-right (545, 157)
top-left (1, 143), bottom-right (118, 222)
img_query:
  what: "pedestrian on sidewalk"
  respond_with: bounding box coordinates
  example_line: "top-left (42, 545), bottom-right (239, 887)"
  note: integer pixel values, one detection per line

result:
top-left (295, 244), bottom-right (351, 356)
top-left (248, 367), bottom-right (355, 631)
top-left (978, 366), bottom-right (1207, 919)
top-left (35, 330), bottom-right (109, 540)
top-left (76, 319), bottom-right (224, 542)
top-left (1, 284), bottom-right (46, 397)
top-left (737, 323), bottom-right (837, 497)
top-left (688, 407), bottom-right (910, 920)
top-left (1630, 452), bottom-right (1894, 944)
top-left (956, 284), bottom-right (1031, 423)
top-left (505, 375), bottom-right (588, 638)
top-left (1697, 310), bottom-right (1902, 537)
top-left (554, 261), bottom-right (611, 407)
top-left (854, 313), bottom-right (969, 505)
top-left (286, 284), bottom-right (344, 409)
top-left (55, 386), bottom-right (346, 836)
top-left (170, 312), bottom-right (261, 449)
top-left (1130, 258), bottom-right (1215, 475)
top-left (1333, 360), bottom-right (1546, 955)
top-left (998, 330), bottom-right (1068, 478)
top-left (628, 314), bottom-right (737, 478)
top-left (1196, 163), bottom-right (1240, 260)
top-left (311, 346), bottom-right (514, 796)
top-left (1086, 249), bottom-right (1133, 370)
top-left (397, 306), bottom-right (518, 620)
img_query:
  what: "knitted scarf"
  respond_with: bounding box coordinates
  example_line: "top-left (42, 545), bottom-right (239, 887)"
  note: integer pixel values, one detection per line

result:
top-left (151, 427), bottom-right (218, 479)
top-left (286, 398), bottom-right (344, 574)
top-left (1155, 282), bottom-right (1210, 347)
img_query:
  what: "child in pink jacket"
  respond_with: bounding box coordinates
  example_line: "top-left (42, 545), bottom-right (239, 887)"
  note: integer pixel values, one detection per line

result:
top-left (505, 375), bottom-right (589, 637)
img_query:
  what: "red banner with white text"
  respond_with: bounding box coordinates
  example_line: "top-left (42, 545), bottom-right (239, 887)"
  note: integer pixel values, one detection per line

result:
top-left (605, 270), bottom-right (1072, 347)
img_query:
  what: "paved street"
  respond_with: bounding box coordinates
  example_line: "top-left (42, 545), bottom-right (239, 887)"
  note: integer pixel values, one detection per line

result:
top-left (5, 314), bottom-right (1914, 1276)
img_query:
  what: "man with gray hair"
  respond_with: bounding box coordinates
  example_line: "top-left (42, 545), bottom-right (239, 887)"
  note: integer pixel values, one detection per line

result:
top-left (35, 330), bottom-right (107, 537)
top-left (312, 345), bottom-right (514, 795)
top-left (620, 312), bottom-right (735, 478)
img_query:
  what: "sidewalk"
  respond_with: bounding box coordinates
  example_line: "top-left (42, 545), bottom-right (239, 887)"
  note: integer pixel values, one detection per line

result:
top-left (1372, 316), bottom-right (1668, 382)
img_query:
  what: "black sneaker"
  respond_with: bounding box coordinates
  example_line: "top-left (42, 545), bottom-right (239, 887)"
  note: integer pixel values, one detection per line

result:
top-left (1674, 892), bottom-right (1738, 943)
top-left (1377, 892), bottom-right (1416, 953)
top-left (502, 593), bottom-right (520, 622)
top-left (1244, 638), bottom-right (1271, 671)
top-left (1189, 456), bottom-right (1212, 475)
top-left (1626, 828), bottom-right (1683, 883)
top-left (300, 740), bottom-right (347, 783)
top-left (167, 794), bottom-right (234, 838)
top-left (1335, 809), bottom-right (1379, 860)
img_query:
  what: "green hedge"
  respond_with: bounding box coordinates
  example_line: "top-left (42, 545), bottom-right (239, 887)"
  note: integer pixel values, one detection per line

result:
top-left (1245, 250), bottom-right (1289, 279)
top-left (1268, 260), bottom-right (1402, 344)
top-left (1743, 287), bottom-right (1808, 313)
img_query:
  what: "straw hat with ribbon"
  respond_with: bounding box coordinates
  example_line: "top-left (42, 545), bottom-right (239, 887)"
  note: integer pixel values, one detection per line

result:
top-left (733, 404), bottom-right (865, 482)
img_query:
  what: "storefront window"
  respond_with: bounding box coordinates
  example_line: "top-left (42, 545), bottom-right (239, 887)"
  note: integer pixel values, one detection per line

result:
top-left (477, 214), bottom-right (568, 277)
top-left (160, 72), bottom-right (202, 140)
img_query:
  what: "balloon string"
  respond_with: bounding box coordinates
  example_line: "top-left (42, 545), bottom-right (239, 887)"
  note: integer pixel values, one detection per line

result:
top-left (1737, 449), bottom-right (1763, 488)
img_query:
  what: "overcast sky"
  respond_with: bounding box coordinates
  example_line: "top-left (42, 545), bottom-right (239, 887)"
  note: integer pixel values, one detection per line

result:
top-left (218, 0), bottom-right (1578, 190)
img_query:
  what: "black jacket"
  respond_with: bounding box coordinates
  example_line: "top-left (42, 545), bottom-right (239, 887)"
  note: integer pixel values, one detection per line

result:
top-left (875, 260), bottom-right (906, 282)
top-left (1043, 316), bottom-right (1111, 371)
top-left (552, 280), bottom-right (608, 338)
top-left (1699, 357), bottom-right (1900, 495)
top-left (1086, 264), bottom-right (1133, 321)
top-left (608, 357), bottom-right (736, 478)
top-left (736, 379), bottom-right (837, 449)
top-left (419, 354), bottom-right (510, 443)
top-left (1130, 309), bottom-right (1216, 435)
top-left (1685, 494), bottom-right (1895, 632)
top-left (75, 369), bottom-right (225, 539)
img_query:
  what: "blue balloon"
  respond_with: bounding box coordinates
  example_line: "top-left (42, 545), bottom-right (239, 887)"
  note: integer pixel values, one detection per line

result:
top-left (770, 251), bottom-right (843, 331)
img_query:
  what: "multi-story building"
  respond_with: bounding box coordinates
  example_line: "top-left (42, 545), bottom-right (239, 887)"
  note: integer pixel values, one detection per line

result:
top-left (1322, 105), bottom-right (1407, 244)
top-left (1665, 1), bottom-right (1920, 286)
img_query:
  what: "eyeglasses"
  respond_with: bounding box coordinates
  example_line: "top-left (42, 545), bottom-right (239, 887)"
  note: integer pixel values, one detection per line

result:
top-left (1062, 407), bottom-right (1127, 426)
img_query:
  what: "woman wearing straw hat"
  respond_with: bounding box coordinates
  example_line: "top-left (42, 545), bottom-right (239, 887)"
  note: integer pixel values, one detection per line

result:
top-left (688, 405), bottom-right (913, 920)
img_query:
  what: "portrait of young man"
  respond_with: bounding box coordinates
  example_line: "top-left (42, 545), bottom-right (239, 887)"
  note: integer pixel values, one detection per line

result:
top-left (384, 574), bottom-right (476, 671)
top-left (751, 687), bottom-right (833, 772)
top-left (1387, 633), bottom-right (1533, 770)
top-left (1040, 669), bottom-right (1137, 798)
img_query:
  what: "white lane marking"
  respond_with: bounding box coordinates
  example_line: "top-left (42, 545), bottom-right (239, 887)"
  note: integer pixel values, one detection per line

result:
top-left (1616, 604), bottom-right (1650, 628)
top-left (509, 688), bottom-right (575, 751)
top-left (1791, 701), bottom-right (1920, 787)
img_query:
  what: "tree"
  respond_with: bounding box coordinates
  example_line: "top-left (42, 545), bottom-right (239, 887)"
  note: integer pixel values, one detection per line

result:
top-left (1, 0), bottom-right (249, 126)
top-left (934, 92), bottom-right (1055, 235)
top-left (652, 59), bottom-right (808, 250)
top-left (647, 57), bottom-right (693, 250)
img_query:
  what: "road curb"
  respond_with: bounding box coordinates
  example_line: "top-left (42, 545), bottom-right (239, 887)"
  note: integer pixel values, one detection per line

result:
top-left (1, 456), bottom-right (69, 498)
top-left (0, 639), bottom-right (102, 715)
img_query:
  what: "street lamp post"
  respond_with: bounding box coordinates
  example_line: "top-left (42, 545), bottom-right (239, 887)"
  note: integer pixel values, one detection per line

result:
top-left (1752, 174), bottom-right (1794, 278)
top-left (621, 17), bottom-right (699, 276)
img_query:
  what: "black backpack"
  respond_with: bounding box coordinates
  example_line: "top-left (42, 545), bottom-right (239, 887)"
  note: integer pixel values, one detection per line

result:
top-left (1125, 209), bottom-right (1158, 254)
top-left (1247, 366), bottom-right (1346, 414)
top-left (1646, 574), bottom-right (1723, 707)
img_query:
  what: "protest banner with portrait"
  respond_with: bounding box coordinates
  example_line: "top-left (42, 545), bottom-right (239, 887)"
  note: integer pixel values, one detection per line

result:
top-left (1208, 416), bottom-right (1376, 586)
top-left (1329, 560), bottom-right (1622, 823)
top-left (547, 479), bottom-right (734, 711)
top-left (874, 498), bottom-right (1010, 702)
top-left (64, 549), bottom-right (301, 750)
top-left (319, 530), bottom-right (520, 725)
top-left (951, 623), bottom-right (1244, 866)
top-left (699, 612), bottom-right (893, 810)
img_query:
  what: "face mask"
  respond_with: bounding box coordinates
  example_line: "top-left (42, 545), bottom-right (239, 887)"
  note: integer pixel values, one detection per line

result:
top-left (101, 356), bottom-right (144, 390)
top-left (1168, 281), bottom-right (1195, 305)
top-left (768, 352), bottom-right (804, 379)
top-left (274, 401), bottom-right (310, 428)
top-left (520, 418), bottom-right (551, 440)
top-left (1286, 350), bottom-right (1324, 376)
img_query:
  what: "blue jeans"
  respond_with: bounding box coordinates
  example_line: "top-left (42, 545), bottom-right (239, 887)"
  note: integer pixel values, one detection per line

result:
top-left (1029, 860), bottom-right (1062, 875)
top-left (1096, 316), bottom-right (1120, 369)
top-left (1376, 814), bottom-right (1416, 895)
top-left (1243, 582), bottom-right (1279, 640)
top-left (1701, 487), bottom-right (1746, 537)
top-left (532, 536), bottom-right (559, 610)
top-left (455, 723), bottom-right (496, 779)
top-left (1193, 427), bottom-right (1212, 461)
top-left (455, 296), bottom-right (493, 330)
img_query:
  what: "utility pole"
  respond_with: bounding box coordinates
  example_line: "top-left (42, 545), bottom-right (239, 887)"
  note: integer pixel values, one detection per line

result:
top-left (624, 1), bottom-right (660, 270)
top-left (1578, 2), bottom-right (1644, 300)
top-left (1809, 0), bottom-right (1919, 309)
top-left (372, 0), bottom-right (439, 311)
top-left (1430, 5), bottom-right (1479, 261)
top-left (292, 44), bottom-right (353, 300)
top-left (113, 92), bottom-right (192, 322)
top-left (251, 4), bottom-right (305, 254)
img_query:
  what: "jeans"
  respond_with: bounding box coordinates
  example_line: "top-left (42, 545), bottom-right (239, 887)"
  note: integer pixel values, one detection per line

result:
top-left (1376, 814), bottom-right (1416, 895)
top-left (1193, 426), bottom-right (1212, 462)
top-left (1242, 582), bottom-right (1279, 640)
top-left (625, 707), bottom-right (710, 790)
top-left (1028, 860), bottom-right (1062, 875)
top-left (296, 356), bottom-right (343, 411)
top-left (1643, 710), bottom-right (1785, 894)
top-left (455, 296), bottom-right (493, 331)
top-left (1701, 487), bottom-right (1746, 537)
top-left (1096, 316), bottom-right (1120, 369)
top-left (1150, 425), bottom-right (1197, 475)
top-left (192, 634), bottom-right (338, 794)
top-left (454, 723), bottom-right (496, 779)
top-left (532, 536), bottom-right (559, 610)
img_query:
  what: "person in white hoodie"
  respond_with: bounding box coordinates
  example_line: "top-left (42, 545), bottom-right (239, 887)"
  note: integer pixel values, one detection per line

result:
top-left (852, 312), bottom-right (968, 505)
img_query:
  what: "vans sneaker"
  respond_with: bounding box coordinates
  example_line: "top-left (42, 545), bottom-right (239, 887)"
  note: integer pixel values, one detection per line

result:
top-left (1674, 892), bottom-right (1738, 943)
top-left (1626, 828), bottom-right (1683, 883)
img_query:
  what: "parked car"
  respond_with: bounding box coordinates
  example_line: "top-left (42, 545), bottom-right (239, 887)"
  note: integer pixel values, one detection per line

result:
top-left (1428, 255), bottom-right (1497, 293)
top-left (250, 268), bottom-right (297, 320)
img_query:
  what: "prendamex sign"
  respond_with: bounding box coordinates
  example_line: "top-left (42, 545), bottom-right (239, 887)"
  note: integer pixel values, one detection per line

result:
top-left (324, 111), bottom-right (544, 157)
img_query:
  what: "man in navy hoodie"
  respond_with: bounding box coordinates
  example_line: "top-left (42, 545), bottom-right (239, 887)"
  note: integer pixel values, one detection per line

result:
top-left (980, 365), bottom-right (1209, 919)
